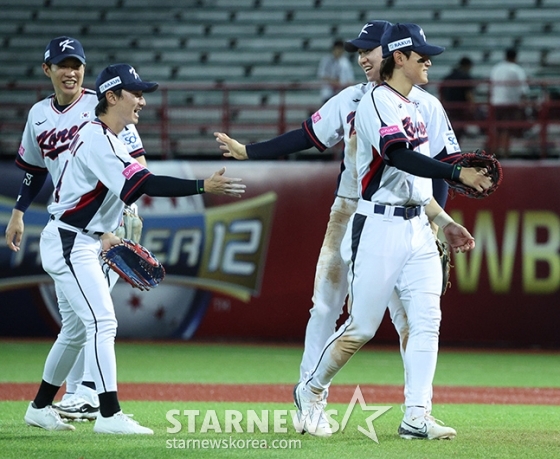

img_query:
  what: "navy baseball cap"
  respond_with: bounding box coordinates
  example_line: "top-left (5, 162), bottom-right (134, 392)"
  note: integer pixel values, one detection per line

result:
top-left (381, 23), bottom-right (445, 58)
top-left (344, 21), bottom-right (392, 53)
top-left (96, 63), bottom-right (159, 100)
top-left (44, 36), bottom-right (86, 65)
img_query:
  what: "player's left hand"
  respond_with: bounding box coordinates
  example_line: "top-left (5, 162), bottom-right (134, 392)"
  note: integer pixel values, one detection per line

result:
top-left (100, 232), bottom-right (123, 252)
top-left (442, 222), bottom-right (475, 253)
top-left (214, 132), bottom-right (249, 160)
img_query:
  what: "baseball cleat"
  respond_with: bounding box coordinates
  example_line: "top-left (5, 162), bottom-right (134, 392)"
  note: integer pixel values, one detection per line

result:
top-left (24, 402), bottom-right (76, 431)
top-left (53, 385), bottom-right (100, 421)
top-left (398, 414), bottom-right (456, 440)
top-left (94, 411), bottom-right (153, 435)
top-left (293, 382), bottom-right (332, 437)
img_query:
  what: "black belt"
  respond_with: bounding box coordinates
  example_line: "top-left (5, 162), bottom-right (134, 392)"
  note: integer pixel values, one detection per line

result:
top-left (373, 204), bottom-right (421, 220)
top-left (50, 215), bottom-right (103, 236)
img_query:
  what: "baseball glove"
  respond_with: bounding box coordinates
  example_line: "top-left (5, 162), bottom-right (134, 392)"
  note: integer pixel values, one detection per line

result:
top-left (445, 149), bottom-right (503, 199)
top-left (101, 239), bottom-right (165, 291)
top-left (436, 238), bottom-right (452, 296)
top-left (115, 204), bottom-right (143, 243)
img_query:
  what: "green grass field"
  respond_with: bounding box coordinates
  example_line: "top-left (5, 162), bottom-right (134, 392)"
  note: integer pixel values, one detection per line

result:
top-left (1, 340), bottom-right (560, 459)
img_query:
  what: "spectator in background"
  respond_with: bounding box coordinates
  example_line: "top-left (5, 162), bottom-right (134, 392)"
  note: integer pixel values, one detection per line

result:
top-left (317, 39), bottom-right (355, 103)
top-left (440, 56), bottom-right (476, 143)
top-left (490, 48), bottom-right (529, 158)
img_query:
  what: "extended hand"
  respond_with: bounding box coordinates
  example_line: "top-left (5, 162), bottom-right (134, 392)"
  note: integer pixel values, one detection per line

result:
top-left (214, 132), bottom-right (249, 160)
top-left (204, 167), bottom-right (246, 198)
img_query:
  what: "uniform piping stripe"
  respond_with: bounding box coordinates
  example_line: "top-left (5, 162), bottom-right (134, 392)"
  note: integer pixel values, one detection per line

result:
top-left (58, 228), bottom-right (108, 393)
top-left (302, 119), bottom-right (328, 152)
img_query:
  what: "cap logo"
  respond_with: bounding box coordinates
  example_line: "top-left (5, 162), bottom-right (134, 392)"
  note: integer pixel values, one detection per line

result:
top-left (360, 24), bottom-right (370, 35)
top-left (419, 28), bottom-right (427, 41)
top-left (59, 39), bottom-right (75, 52)
top-left (129, 66), bottom-right (140, 80)
top-left (99, 76), bottom-right (122, 94)
top-left (44, 49), bottom-right (50, 61)
top-left (388, 37), bottom-right (413, 52)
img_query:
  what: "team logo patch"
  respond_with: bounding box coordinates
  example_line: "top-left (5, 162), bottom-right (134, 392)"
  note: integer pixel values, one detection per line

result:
top-left (388, 37), bottom-right (412, 52)
top-left (443, 129), bottom-right (460, 153)
top-left (311, 111), bottom-right (322, 123)
top-left (122, 162), bottom-right (145, 179)
top-left (18, 144), bottom-right (25, 157)
top-left (99, 76), bottom-right (122, 94)
top-left (80, 111), bottom-right (91, 119)
top-left (379, 125), bottom-right (400, 136)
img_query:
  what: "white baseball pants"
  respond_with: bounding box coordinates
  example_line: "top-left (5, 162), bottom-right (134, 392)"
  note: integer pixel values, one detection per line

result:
top-left (40, 219), bottom-right (118, 394)
top-left (308, 201), bottom-right (442, 409)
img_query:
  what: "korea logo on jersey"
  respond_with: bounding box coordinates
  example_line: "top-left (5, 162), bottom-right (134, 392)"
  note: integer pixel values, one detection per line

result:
top-left (80, 111), bottom-right (91, 120)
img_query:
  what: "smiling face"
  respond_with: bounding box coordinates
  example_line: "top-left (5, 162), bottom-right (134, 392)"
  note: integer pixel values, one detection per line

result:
top-left (403, 51), bottom-right (432, 86)
top-left (42, 57), bottom-right (85, 106)
top-left (358, 46), bottom-right (384, 84)
top-left (103, 89), bottom-right (146, 133)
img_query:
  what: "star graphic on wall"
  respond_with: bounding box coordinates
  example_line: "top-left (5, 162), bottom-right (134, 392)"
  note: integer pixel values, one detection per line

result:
top-left (128, 294), bottom-right (142, 311)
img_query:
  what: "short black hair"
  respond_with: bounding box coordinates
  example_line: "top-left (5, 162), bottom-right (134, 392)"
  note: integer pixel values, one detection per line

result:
top-left (506, 48), bottom-right (517, 60)
top-left (95, 89), bottom-right (123, 116)
top-left (459, 57), bottom-right (473, 67)
top-left (333, 39), bottom-right (344, 48)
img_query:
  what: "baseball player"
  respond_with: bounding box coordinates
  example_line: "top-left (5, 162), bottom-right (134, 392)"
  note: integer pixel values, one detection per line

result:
top-left (294, 23), bottom-right (491, 439)
top-left (24, 63), bottom-right (245, 433)
top-left (215, 21), bottom-right (463, 421)
top-left (4, 36), bottom-right (149, 422)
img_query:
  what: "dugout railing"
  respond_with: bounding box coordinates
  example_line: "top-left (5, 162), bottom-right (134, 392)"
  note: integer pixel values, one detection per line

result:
top-left (2, 79), bottom-right (560, 160)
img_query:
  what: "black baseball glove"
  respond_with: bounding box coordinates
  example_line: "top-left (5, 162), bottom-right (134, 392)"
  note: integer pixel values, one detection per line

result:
top-left (446, 149), bottom-right (503, 199)
top-left (101, 239), bottom-right (165, 291)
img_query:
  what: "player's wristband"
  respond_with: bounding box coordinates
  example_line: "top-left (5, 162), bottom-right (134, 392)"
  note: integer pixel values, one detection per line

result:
top-left (196, 180), bottom-right (205, 194)
top-left (433, 210), bottom-right (454, 229)
top-left (451, 164), bottom-right (462, 181)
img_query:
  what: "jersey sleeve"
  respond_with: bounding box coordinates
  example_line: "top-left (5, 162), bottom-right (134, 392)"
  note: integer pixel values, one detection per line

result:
top-left (85, 130), bottom-right (152, 205)
top-left (423, 96), bottom-right (462, 160)
top-left (303, 92), bottom-right (347, 149)
top-left (15, 106), bottom-right (47, 173)
top-left (118, 124), bottom-right (146, 158)
top-left (360, 89), bottom-right (409, 160)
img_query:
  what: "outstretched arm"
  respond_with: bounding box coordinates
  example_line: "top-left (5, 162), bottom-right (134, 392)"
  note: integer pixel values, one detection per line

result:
top-left (215, 128), bottom-right (319, 160)
top-left (137, 167), bottom-right (245, 199)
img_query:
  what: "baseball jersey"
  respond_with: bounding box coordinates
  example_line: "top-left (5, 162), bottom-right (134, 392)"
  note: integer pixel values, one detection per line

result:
top-left (304, 82), bottom-right (373, 200)
top-left (355, 83), bottom-right (434, 206)
top-left (408, 85), bottom-right (461, 160)
top-left (48, 120), bottom-right (152, 234)
top-left (15, 88), bottom-right (145, 185)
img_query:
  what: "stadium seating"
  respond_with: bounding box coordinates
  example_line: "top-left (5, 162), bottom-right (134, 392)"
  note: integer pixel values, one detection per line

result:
top-left (0, 0), bottom-right (559, 158)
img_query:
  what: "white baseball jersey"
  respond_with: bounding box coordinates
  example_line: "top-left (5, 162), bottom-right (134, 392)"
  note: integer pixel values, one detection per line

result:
top-left (305, 83), bottom-right (460, 201)
top-left (16, 88), bottom-right (145, 184)
top-left (305, 82), bottom-right (373, 200)
top-left (355, 83), bottom-right (433, 206)
top-left (408, 85), bottom-right (461, 160)
top-left (48, 120), bottom-right (152, 234)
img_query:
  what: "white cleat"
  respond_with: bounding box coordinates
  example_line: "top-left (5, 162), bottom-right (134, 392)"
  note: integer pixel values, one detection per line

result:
top-left (293, 383), bottom-right (332, 437)
top-left (398, 413), bottom-right (457, 440)
top-left (53, 385), bottom-right (100, 421)
top-left (94, 411), bottom-right (154, 435)
top-left (24, 402), bottom-right (75, 431)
